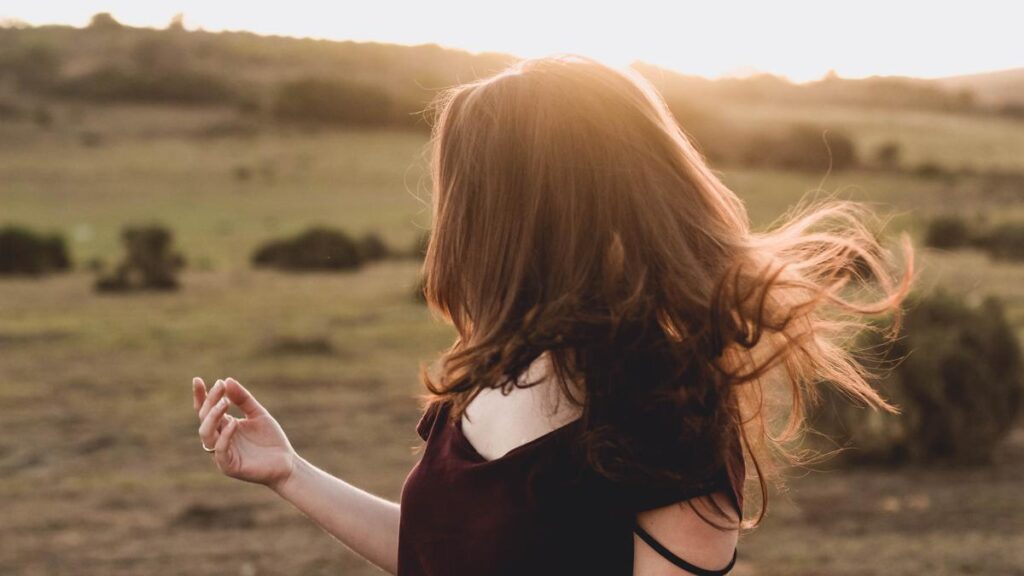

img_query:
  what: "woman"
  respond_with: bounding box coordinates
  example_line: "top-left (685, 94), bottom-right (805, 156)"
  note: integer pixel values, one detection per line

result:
top-left (192, 54), bottom-right (913, 575)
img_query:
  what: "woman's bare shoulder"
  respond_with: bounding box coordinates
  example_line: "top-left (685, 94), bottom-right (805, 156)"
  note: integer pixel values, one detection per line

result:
top-left (460, 353), bottom-right (583, 461)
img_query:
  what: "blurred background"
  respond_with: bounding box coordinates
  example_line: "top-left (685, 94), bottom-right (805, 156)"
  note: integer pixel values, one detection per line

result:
top-left (0, 2), bottom-right (1021, 575)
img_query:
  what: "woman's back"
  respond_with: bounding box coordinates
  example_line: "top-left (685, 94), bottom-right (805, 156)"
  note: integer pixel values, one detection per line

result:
top-left (397, 354), bottom-right (745, 575)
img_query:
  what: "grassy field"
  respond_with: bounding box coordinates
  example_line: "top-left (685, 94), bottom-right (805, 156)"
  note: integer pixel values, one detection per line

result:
top-left (722, 102), bottom-right (1024, 172)
top-left (1, 104), bottom-right (1022, 575)
top-left (0, 105), bottom-right (434, 271)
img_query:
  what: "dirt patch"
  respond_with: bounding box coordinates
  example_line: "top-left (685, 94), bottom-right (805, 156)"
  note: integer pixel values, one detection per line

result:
top-left (257, 335), bottom-right (343, 357)
top-left (170, 502), bottom-right (259, 530)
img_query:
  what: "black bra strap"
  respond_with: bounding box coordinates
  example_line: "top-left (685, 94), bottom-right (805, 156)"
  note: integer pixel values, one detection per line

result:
top-left (634, 523), bottom-right (737, 576)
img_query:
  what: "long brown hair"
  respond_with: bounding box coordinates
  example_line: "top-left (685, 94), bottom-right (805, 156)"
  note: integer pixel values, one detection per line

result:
top-left (416, 54), bottom-right (914, 529)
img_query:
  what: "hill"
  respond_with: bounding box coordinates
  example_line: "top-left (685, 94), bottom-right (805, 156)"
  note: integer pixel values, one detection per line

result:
top-left (935, 67), bottom-right (1024, 108)
top-left (1, 19), bottom-right (1019, 123)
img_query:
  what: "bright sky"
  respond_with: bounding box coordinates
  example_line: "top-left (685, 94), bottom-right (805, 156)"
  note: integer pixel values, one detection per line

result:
top-left (3, 1), bottom-right (1021, 82)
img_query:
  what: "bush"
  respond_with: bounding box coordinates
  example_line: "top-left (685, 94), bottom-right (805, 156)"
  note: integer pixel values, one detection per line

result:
top-left (252, 227), bottom-right (364, 271)
top-left (922, 216), bottom-right (1024, 261)
top-left (874, 141), bottom-right (902, 170)
top-left (741, 124), bottom-right (858, 171)
top-left (915, 161), bottom-right (949, 180)
top-left (88, 12), bottom-right (123, 30)
top-left (95, 225), bottom-right (185, 292)
top-left (0, 225), bottom-right (71, 275)
top-left (973, 223), bottom-right (1024, 262)
top-left (0, 43), bottom-right (61, 90)
top-left (32, 105), bottom-right (53, 127)
top-left (924, 215), bottom-right (973, 249)
top-left (272, 78), bottom-right (396, 126)
top-left (233, 165), bottom-right (253, 181)
top-left (813, 291), bottom-right (1023, 465)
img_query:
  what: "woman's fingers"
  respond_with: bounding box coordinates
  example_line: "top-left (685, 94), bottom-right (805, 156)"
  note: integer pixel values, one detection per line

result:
top-left (223, 378), bottom-right (269, 419)
top-left (214, 416), bottom-right (240, 465)
top-left (198, 379), bottom-right (228, 421)
top-left (193, 377), bottom-right (207, 413)
top-left (198, 396), bottom-right (231, 448)
top-left (215, 415), bottom-right (239, 451)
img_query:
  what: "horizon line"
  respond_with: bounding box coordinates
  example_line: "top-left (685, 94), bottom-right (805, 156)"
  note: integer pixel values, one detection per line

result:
top-left (3, 16), bottom-right (1021, 85)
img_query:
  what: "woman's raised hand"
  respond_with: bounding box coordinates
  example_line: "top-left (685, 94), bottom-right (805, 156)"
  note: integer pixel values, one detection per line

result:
top-left (193, 377), bottom-right (298, 491)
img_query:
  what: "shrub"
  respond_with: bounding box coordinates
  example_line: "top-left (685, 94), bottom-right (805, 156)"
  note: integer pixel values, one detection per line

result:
top-left (88, 12), bottom-right (123, 30)
top-left (924, 217), bottom-right (1024, 262)
top-left (874, 141), bottom-right (902, 170)
top-left (741, 124), bottom-right (858, 171)
top-left (0, 43), bottom-right (61, 90)
top-left (95, 225), bottom-right (185, 292)
top-left (233, 165), bottom-right (253, 181)
top-left (813, 291), bottom-right (1023, 465)
top-left (32, 105), bottom-right (53, 127)
top-left (924, 215), bottom-right (973, 249)
top-left (0, 225), bottom-right (71, 275)
top-left (915, 161), bottom-right (948, 180)
top-left (252, 227), bottom-right (363, 271)
top-left (998, 103), bottom-right (1024, 119)
top-left (166, 13), bottom-right (186, 32)
top-left (272, 78), bottom-right (396, 126)
top-left (973, 223), bottom-right (1024, 262)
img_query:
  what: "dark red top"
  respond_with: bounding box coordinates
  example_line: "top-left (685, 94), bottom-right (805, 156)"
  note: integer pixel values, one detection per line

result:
top-left (397, 399), bottom-right (745, 575)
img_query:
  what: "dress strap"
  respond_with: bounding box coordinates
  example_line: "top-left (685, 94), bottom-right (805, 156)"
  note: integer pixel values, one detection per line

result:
top-left (633, 523), bottom-right (737, 576)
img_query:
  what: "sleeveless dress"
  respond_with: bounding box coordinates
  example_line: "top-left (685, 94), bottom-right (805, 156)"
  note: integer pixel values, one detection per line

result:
top-left (397, 399), bottom-right (745, 575)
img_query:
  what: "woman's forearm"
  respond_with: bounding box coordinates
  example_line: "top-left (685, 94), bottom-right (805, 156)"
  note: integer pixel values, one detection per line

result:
top-left (270, 453), bottom-right (401, 574)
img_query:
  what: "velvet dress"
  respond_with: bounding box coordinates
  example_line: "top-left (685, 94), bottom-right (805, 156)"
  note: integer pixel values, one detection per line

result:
top-left (397, 398), bottom-right (745, 575)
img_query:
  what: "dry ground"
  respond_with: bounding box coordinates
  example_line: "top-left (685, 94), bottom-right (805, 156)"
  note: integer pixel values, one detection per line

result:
top-left (1, 264), bottom-right (1021, 575)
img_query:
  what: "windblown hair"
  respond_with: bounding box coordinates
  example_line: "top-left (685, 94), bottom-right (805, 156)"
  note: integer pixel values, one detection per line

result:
top-left (417, 54), bottom-right (914, 529)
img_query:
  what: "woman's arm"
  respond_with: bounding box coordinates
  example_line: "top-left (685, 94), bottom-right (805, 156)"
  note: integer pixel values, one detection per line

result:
top-left (269, 455), bottom-right (401, 574)
top-left (193, 377), bottom-right (401, 575)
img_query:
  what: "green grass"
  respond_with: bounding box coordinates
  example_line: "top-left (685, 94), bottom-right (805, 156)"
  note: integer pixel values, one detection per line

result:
top-left (1, 106), bottom-right (433, 271)
top-left (1, 103), bottom-right (1022, 575)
